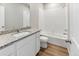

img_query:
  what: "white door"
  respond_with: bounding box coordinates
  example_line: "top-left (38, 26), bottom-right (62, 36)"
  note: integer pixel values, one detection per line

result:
top-left (68, 3), bottom-right (79, 56)
top-left (0, 5), bottom-right (5, 31)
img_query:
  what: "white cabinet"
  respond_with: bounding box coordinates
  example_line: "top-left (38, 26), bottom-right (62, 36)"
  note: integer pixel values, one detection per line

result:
top-left (16, 32), bottom-right (40, 56)
top-left (0, 43), bottom-right (16, 56)
top-left (0, 31), bottom-right (40, 56)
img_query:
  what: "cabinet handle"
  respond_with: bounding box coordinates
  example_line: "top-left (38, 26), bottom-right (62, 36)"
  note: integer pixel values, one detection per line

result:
top-left (65, 40), bottom-right (72, 44)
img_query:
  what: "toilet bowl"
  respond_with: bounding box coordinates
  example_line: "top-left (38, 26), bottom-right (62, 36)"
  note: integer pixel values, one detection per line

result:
top-left (40, 36), bottom-right (48, 48)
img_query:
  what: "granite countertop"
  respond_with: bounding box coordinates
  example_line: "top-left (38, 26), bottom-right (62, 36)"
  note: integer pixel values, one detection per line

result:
top-left (0, 29), bottom-right (41, 48)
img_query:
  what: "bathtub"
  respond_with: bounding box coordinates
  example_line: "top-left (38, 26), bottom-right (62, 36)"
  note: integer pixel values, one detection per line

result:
top-left (41, 33), bottom-right (68, 48)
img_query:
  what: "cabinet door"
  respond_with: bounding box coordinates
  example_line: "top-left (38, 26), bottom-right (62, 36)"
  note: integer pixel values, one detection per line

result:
top-left (35, 32), bottom-right (40, 54)
top-left (0, 43), bottom-right (16, 56)
top-left (16, 36), bottom-right (32, 49)
top-left (17, 42), bottom-right (35, 56)
top-left (16, 34), bottom-right (36, 56)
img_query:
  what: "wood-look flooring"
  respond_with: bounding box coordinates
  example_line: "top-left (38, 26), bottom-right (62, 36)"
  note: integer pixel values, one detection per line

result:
top-left (37, 43), bottom-right (69, 56)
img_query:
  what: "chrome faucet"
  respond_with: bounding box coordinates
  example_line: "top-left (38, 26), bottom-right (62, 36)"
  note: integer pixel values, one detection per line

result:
top-left (16, 29), bottom-right (20, 33)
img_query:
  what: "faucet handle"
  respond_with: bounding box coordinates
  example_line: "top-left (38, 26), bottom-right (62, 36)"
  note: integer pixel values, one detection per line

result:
top-left (16, 29), bottom-right (20, 33)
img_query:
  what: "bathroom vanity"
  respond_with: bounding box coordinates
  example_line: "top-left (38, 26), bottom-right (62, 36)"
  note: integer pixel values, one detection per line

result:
top-left (0, 3), bottom-right (41, 56)
top-left (0, 29), bottom-right (40, 56)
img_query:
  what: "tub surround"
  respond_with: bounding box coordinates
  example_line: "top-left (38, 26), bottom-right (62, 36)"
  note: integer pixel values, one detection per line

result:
top-left (0, 28), bottom-right (40, 48)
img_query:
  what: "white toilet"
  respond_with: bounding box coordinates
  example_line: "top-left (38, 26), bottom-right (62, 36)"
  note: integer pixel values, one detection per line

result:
top-left (40, 35), bottom-right (48, 48)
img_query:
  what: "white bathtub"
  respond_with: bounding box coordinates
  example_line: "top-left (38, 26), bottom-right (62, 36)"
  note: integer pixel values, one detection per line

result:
top-left (41, 33), bottom-right (68, 48)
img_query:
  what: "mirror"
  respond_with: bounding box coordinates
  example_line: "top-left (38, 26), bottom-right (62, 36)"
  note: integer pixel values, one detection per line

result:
top-left (0, 5), bottom-right (5, 31)
top-left (23, 4), bottom-right (30, 28)
top-left (0, 3), bottom-right (30, 31)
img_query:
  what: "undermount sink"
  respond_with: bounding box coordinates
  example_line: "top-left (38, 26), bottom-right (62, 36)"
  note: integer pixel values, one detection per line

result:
top-left (12, 32), bottom-right (30, 39)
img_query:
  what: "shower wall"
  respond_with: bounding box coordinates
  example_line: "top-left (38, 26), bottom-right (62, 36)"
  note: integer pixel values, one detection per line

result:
top-left (39, 4), bottom-right (68, 35)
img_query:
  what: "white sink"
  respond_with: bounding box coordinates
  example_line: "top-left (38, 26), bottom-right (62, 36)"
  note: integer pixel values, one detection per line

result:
top-left (12, 32), bottom-right (30, 40)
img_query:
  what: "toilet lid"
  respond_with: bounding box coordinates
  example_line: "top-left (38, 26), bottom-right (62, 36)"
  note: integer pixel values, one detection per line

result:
top-left (40, 36), bottom-right (48, 40)
top-left (40, 36), bottom-right (48, 42)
